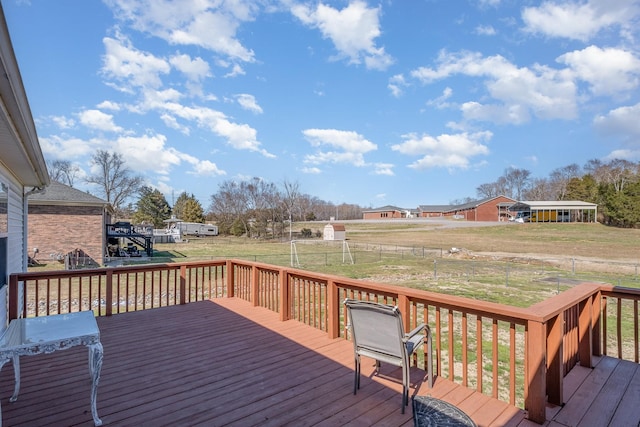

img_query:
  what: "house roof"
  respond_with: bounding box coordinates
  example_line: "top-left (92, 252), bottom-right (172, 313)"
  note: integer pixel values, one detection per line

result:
top-left (420, 196), bottom-right (516, 213)
top-left (509, 200), bottom-right (598, 211)
top-left (28, 181), bottom-right (111, 209)
top-left (418, 205), bottom-right (454, 213)
top-left (0, 6), bottom-right (49, 187)
top-left (362, 205), bottom-right (406, 213)
top-left (325, 223), bottom-right (345, 231)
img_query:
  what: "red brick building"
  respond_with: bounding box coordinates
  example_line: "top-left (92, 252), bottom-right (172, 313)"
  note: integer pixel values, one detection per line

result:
top-left (28, 181), bottom-right (113, 267)
top-left (362, 205), bottom-right (416, 219)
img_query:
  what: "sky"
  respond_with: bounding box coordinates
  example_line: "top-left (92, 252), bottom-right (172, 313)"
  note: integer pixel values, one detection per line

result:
top-left (3, 0), bottom-right (640, 209)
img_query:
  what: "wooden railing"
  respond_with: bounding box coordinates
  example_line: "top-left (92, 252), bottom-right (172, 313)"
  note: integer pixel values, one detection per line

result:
top-left (9, 259), bottom-right (640, 424)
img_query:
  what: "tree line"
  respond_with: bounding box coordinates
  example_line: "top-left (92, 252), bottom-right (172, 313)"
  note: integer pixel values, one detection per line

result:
top-left (48, 150), bottom-right (363, 238)
top-left (49, 150), bottom-right (640, 232)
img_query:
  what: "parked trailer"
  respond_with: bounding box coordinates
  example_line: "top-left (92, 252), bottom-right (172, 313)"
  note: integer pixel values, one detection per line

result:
top-left (178, 222), bottom-right (219, 236)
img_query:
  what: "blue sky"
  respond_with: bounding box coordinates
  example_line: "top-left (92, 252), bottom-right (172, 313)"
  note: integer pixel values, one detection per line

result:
top-left (3, 0), bottom-right (640, 208)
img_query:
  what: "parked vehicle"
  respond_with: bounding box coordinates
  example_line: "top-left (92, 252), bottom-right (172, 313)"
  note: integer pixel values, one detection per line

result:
top-left (178, 222), bottom-right (219, 236)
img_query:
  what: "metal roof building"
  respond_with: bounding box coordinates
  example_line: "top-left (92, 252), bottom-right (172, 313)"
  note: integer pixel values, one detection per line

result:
top-left (509, 201), bottom-right (598, 223)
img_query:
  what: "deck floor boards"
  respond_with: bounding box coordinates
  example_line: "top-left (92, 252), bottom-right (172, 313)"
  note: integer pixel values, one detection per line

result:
top-left (0, 298), bottom-right (636, 426)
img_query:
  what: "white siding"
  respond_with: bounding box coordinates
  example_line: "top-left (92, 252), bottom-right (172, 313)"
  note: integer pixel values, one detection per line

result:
top-left (0, 167), bottom-right (26, 327)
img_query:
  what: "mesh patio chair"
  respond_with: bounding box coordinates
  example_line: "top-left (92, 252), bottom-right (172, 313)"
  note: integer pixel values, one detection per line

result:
top-left (344, 298), bottom-right (433, 414)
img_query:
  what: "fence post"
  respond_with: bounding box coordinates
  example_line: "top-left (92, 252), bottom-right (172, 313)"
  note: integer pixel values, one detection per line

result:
top-left (434, 260), bottom-right (437, 279)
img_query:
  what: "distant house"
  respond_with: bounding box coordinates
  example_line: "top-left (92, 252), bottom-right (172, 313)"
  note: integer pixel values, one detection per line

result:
top-left (417, 196), bottom-right (517, 221)
top-left (0, 7), bottom-right (50, 325)
top-left (362, 205), bottom-right (415, 220)
top-left (416, 205), bottom-right (452, 218)
top-left (444, 196), bottom-right (516, 221)
top-left (28, 181), bottom-right (113, 267)
top-left (323, 223), bottom-right (346, 241)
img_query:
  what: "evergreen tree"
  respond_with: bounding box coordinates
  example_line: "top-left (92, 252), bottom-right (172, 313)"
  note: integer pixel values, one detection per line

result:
top-left (132, 186), bottom-right (171, 228)
top-left (182, 197), bottom-right (206, 223)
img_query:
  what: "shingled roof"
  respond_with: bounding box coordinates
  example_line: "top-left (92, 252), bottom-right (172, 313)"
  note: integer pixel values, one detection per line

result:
top-left (28, 181), bottom-right (110, 208)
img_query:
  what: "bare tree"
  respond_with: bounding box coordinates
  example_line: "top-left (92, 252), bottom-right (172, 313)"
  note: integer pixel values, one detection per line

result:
top-left (48, 159), bottom-right (81, 187)
top-left (476, 182), bottom-right (499, 198)
top-left (503, 167), bottom-right (531, 200)
top-left (549, 164), bottom-right (581, 200)
top-left (85, 150), bottom-right (144, 214)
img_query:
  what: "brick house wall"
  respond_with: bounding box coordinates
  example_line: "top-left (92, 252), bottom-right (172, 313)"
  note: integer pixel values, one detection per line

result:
top-left (28, 205), bottom-right (105, 265)
top-left (363, 211), bottom-right (401, 219)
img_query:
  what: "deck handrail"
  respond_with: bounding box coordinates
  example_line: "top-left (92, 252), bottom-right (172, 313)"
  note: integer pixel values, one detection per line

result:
top-left (9, 258), bottom-right (640, 424)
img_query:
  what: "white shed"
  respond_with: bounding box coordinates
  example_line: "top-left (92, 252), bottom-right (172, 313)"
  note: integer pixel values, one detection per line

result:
top-left (323, 223), bottom-right (346, 241)
top-left (0, 6), bottom-right (50, 326)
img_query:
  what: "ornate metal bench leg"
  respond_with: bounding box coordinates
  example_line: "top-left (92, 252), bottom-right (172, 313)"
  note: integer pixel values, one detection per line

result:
top-left (88, 343), bottom-right (103, 426)
top-left (9, 355), bottom-right (20, 403)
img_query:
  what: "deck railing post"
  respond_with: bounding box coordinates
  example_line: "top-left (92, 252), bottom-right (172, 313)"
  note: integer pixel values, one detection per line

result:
top-left (526, 319), bottom-right (547, 424)
top-left (592, 290), bottom-right (602, 356)
top-left (327, 279), bottom-right (339, 339)
top-left (179, 265), bottom-right (187, 304)
top-left (278, 268), bottom-right (289, 322)
top-left (106, 269), bottom-right (113, 316)
top-left (397, 294), bottom-right (410, 332)
top-left (251, 265), bottom-right (260, 307)
top-left (578, 296), bottom-right (593, 367)
top-left (226, 260), bottom-right (235, 298)
top-left (546, 313), bottom-right (563, 405)
top-left (8, 274), bottom-right (19, 320)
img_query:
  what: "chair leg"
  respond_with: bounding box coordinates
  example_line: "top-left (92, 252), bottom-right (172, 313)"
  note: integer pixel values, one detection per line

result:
top-left (353, 356), bottom-right (360, 395)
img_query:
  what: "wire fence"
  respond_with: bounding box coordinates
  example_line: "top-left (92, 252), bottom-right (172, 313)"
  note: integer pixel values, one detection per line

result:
top-left (115, 241), bottom-right (640, 292)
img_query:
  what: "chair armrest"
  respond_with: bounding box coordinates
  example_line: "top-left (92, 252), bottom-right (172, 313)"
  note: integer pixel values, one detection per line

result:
top-left (404, 323), bottom-right (426, 341)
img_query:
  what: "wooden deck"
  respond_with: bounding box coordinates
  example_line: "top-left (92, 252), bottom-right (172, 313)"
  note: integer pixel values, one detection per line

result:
top-left (0, 299), bottom-right (637, 427)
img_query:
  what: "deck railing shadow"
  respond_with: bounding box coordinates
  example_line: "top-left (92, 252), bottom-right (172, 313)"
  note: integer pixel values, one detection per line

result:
top-left (9, 258), bottom-right (640, 424)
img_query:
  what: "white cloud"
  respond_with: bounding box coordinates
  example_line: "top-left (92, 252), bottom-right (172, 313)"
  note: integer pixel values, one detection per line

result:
top-left (77, 109), bottom-right (124, 133)
top-left (594, 103), bottom-right (640, 139)
top-left (160, 102), bottom-right (274, 157)
top-left (522, 0), bottom-right (640, 42)
top-left (106, 0), bottom-right (257, 62)
top-left (373, 163), bottom-right (394, 176)
top-left (604, 149), bottom-right (640, 161)
top-left (388, 74), bottom-right (408, 97)
top-left (169, 53), bottom-right (211, 81)
top-left (475, 25), bottom-right (497, 36)
top-left (101, 34), bottom-right (170, 91)
top-left (113, 133), bottom-right (182, 175)
top-left (39, 135), bottom-right (96, 159)
top-left (50, 115), bottom-right (75, 129)
top-left (96, 100), bottom-right (121, 111)
top-left (235, 94), bottom-right (263, 114)
top-left (411, 50), bottom-right (578, 123)
top-left (291, 0), bottom-right (393, 70)
top-left (188, 159), bottom-right (226, 176)
top-left (301, 167), bottom-right (322, 174)
top-left (224, 64), bottom-right (246, 78)
top-left (427, 87), bottom-right (453, 109)
top-left (391, 131), bottom-right (492, 170)
top-left (557, 46), bottom-right (640, 97)
top-left (302, 128), bottom-right (377, 167)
